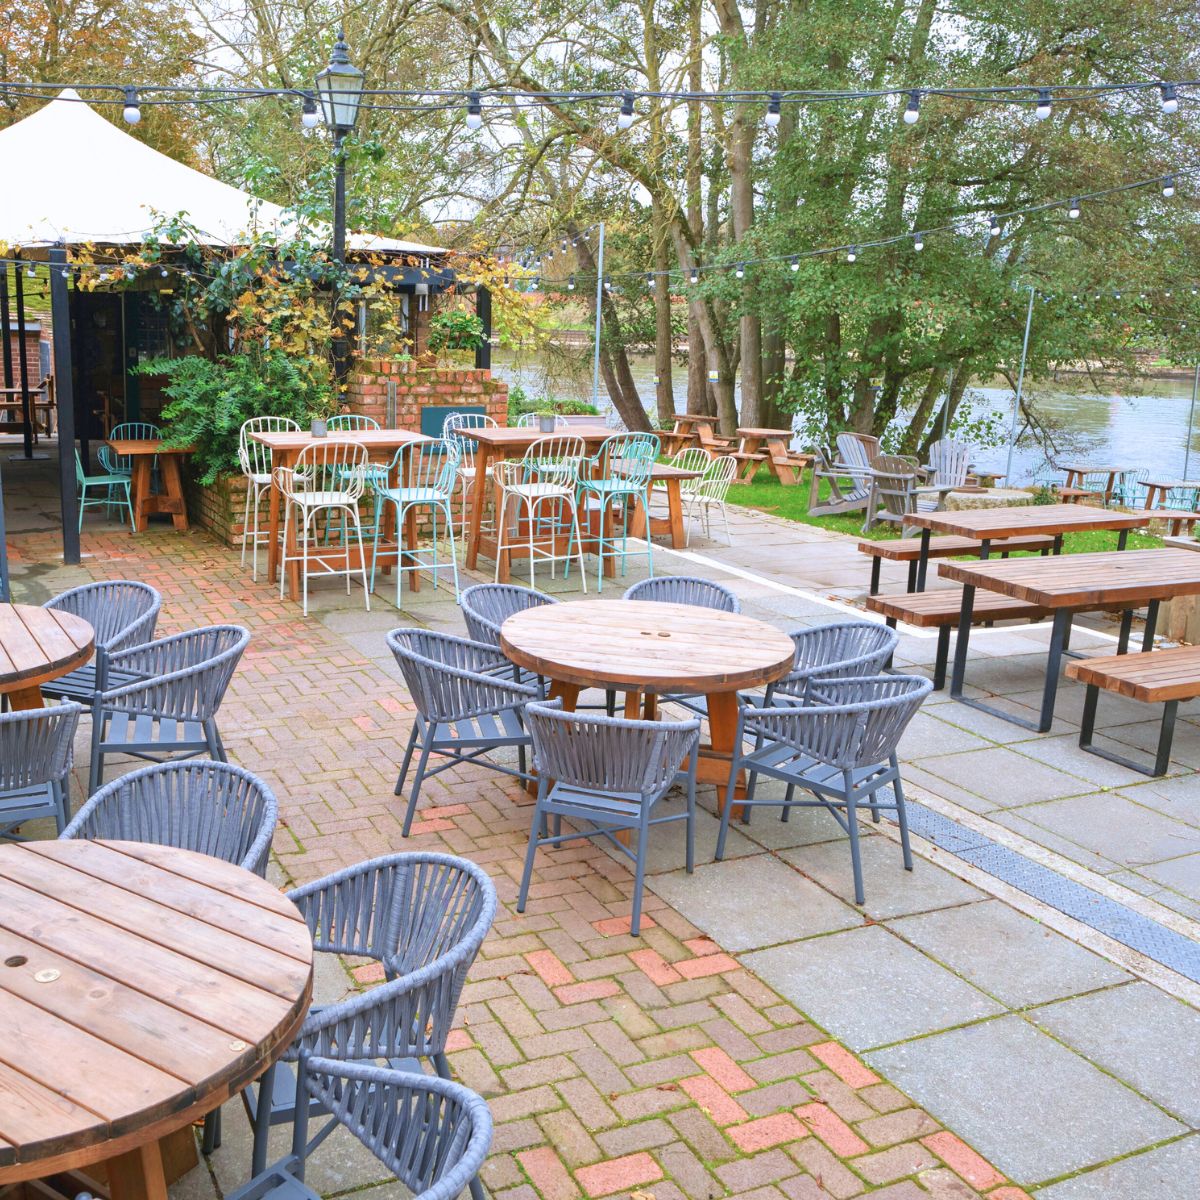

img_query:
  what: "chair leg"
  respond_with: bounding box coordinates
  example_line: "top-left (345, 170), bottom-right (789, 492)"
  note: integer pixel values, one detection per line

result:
top-left (844, 771), bottom-right (866, 905)
top-left (395, 723), bottom-right (420, 796)
top-left (715, 758), bottom-right (740, 861)
top-left (685, 765), bottom-right (696, 874)
top-left (494, 492), bottom-right (508, 584)
top-left (122, 482), bottom-right (135, 529)
top-left (205, 719), bottom-right (227, 762)
top-left (630, 815), bottom-right (650, 936)
top-left (443, 501), bottom-right (461, 600)
top-left (88, 712), bottom-right (105, 794)
top-left (401, 735), bottom-right (435, 836)
top-left (241, 479), bottom-right (253, 567)
top-left (517, 789), bottom-right (547, 913)
top-left (348, 506), bottom-right (371, 611)
top-left (892, 756), bottom-right (913, 871)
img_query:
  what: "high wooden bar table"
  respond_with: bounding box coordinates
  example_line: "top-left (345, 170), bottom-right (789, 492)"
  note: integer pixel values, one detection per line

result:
top-left (106, 439), bottom-right (195, 533)
top-left (938, 548), bottom-right (1200, 732)
top-left (905, 502), bottom-right (1151, 590)
top-left (0, 839), bottom-right (312, 1200)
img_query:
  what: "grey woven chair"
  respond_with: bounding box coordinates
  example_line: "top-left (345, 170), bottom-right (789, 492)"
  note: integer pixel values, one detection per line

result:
top-left (460, 582), bottom-right (557, 694)
top-left (0, 702), bottom-right (82, 838)
top-left (244, 853), bottom-right (495, 1189)
top-left (387, 628), bottom-right (538, 835)
top-left (623, 575), bottom-right (741, 613)
top-left (87, 625), bottom-right (250, 792)
top-left (519, 700), bottom-right (700, 936)
top-left (229, 1060), bottom-right (492, 1200)
top-left (61, 759), bottom-right (277, 875)
top-left (40, 580), bottom-right (161, 706)
top-left (718, 675), bottom-right (932, 903)
top-left (768, 621), bottom-right (899, 703)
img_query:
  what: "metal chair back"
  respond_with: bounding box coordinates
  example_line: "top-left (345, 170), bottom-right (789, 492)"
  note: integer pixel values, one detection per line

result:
top-left (443, 412), bottom-right (497, 472)
top-left (61, 759), bottom-right (278, 876)
top-left (516, 412), bottom-right (568, 429)
top-left (0, 703), bottom-right (81, 795)
top-left (278, 439), bottom-right (369, 503)
top-left (696, 454), bottom-right (737, 503)
top-left (460, 584), bottom-right (559, 646)
top-left (108, 422), bottom-right (162, 473)
top-left (328, 413), bottom-right (381, 432)
top-left (239, 415), bottom-right (300, 479)
top-left (623, 575), bottom-right (740, 613)
top-left (386, 439), bottom-right (460, 500)
top-left (594, 432), bottom-right (659, 490)
top-left (522, 434), bottom-right (585, 487)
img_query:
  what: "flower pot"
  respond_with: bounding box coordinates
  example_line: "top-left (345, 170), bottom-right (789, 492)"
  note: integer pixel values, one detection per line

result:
top-left (538, 415), bottom-right (556, 433)
top-left (310, 418), bottom-right (327, 438)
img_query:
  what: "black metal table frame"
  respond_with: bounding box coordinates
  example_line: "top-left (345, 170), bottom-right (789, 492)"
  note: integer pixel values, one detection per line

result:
top-left (916, 527), bottom-right (1123, 591)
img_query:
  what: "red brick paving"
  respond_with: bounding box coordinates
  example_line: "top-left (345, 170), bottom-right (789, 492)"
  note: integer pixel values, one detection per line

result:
top-left (18, 518), bottom-right (1036, 1200)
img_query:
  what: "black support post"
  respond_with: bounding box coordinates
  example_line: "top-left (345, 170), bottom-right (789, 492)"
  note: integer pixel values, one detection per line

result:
top-left (14, 264), bottom-right (33, 459)
top-left (49, 246), bottom-right (79, 564)
top-left (475, 286), bottom-right (492, 371)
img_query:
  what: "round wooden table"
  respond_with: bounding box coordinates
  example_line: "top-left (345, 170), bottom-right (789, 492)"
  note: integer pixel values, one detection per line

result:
top-left (501, 599), bottom-right (795, 807)
top-left (0, 839), bottom-right (313, 1199)
top-left (0, 603), bottom-right (94, 710)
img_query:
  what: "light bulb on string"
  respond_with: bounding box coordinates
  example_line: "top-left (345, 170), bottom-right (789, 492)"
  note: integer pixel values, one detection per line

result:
top-left (561, 239), bottom-right (568, 253)
top-left (466, 92), bottom-right (483, 130)
top-left (735, 262), bottom-right (745, 279)
top-left (689, 266), bottom-right (699, 284)
top-left (1067, 198), bottom-right (1081, 218)
top-left (846, 246), bottom-right (857, 263)
top-left (24, 263), bottom-right (34, 278)
top-left (122, 86), bottom-right (141, 124)
top-left (301, 93), bottom-right (320, 128)
top-left (530, 276), bottom-right (539, 292)
top-left (765, 93), bottom-right (781, 128)
top-left (1161, 82), bottom-right (1179, 114)
top-left (603, 275), bottom-right (612, 292)
top-left (912, 232), bottom-right (924, 251)
top-left (1035, 89), bottom-right (1052, 120)
top-left (988, 216), bottom-right (1002, 237)
top-left (646, 273), bottom-right (655, 289)
top-left (160, 267), bottom-right (168, 278)
top-left (567, 274), bottom-right (576, 291)
top-left (1163, 174), bottom-right (1176, 197)
top-left (618, 91), bottom-right (635, 129)
top-left (903, 90), bottom-right (920, 125)
top-left (789, 256), bottom-right (799, 271)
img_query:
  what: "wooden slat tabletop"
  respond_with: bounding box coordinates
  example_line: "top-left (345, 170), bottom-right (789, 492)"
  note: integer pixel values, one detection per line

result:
top-left (105, 440), bottom-right (195, 456)
top-left (1065, 646), bottom-right (1200, 702)
top-left (904, 503), bottom-right (1150, 540)
top-left (938, 548), bottom-right (1200, 608)
top-left (458, 425), bottom-right (613, 449)
top-left (500, 599), bottom-right (795, 691)
top-left (0, 840), bottom-right (312, 1182)
top-left (248, 429), bottom-right (430, 452)
top-left (0, 604), bottom-right (94, 693)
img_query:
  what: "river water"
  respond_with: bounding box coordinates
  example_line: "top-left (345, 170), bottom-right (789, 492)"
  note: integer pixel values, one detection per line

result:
top-left (493, 350), bottom-right (1200, 486)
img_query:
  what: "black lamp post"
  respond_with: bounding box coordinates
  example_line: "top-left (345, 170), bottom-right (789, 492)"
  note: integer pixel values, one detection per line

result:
top-left (315, 30), bottom-right (365, 377)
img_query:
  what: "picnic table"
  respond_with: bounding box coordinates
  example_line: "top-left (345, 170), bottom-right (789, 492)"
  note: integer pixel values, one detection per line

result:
top-left (938, 548), bottom-right (1200, 732)
top-left (458, 425), bottom-right (614, 576)
top-left (500, 598), bottom-right (794, 810)
top-left (0, 384), bottom-right (53, 441)
top-left (628, 462), bottom-right (705, 548)
top-left (106, 438), bottom-right (194, 533)
top-left (1057, 463), bottom-right (1127, 504)
top-left (250, 428), bottom-right (430, 602)
top-left (0, 839), bottom-right (312, 1200)
top-left (734, 428), bottom-right (811, 486)
top-left (904, 503), bottom-right (1151, 590)
top-left (0, 602), bottom-right (94, 710)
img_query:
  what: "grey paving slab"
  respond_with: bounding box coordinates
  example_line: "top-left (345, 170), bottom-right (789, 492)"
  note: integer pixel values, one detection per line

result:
top-left (1033, 1134), bottom-right (1200, 1200)
top-left (1011, 731), bottom-right (1168, 788)
top-left (742, 925), bottom-right (1003, 1051)
top-left (1136, 852), bottom-right (1200, 902)
top-left (1001, 791), bottom-right (1200, 870)
top-left (1031, 982), bottom-right (1200, 1126)
top-left (649, 853), bottom-right (861, 951)
top-left (912, 745), bottom-right (1093, 809)
top-left (1119, 774), bottom-right (1200, 829)
top-left (867, 1015), bottom-right (1185, 1186)
top-left (894, 710), bottom-right (994, 758)
top-left (888, 899), bottom-right (1129, 1007)
top-left (779, 835), bottom-right (986, 920)
top-left (987, 806), bottom-right (1124, 874)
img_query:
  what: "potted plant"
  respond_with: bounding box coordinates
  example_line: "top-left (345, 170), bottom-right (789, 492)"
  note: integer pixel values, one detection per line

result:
top-left (536, 408), bottom-right (558, 433)
top-left (427, 309), bottom-right (485, 364)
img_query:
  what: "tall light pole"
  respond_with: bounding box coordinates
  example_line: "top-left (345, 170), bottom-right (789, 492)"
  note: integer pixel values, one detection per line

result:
top-left (1004, 285), bottom-right (1036, 485)
top-left (315, 30), bottom-right (365, 379)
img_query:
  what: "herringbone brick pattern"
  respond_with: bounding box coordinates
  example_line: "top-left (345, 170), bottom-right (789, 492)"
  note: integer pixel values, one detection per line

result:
top-left (11, 517), bottom-right (1034, 1200)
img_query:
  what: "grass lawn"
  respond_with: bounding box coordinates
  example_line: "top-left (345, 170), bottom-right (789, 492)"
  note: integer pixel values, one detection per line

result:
top-left (725, 471), bottom-right (1163, 554)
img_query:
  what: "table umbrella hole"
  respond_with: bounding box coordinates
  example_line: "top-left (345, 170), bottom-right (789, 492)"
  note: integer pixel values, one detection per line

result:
top-left (4, 955), bottom-right (26, 968)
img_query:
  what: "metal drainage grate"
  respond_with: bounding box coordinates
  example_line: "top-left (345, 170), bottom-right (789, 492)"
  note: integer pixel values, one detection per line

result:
top-left (904, 801), bottom-right (1200, 984)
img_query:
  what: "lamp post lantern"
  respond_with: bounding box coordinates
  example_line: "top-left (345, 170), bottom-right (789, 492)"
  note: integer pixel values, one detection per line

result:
top-left (316, 30), bottom-right (365, 379)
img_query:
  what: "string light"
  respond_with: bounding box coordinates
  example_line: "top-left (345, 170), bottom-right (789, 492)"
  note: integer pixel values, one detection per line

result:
top-left (603, 275), bottom-right (612, 291)
top-left (765, 93), bottom-right (782, 128)
top-left (567, 274), bottom-right (575, 290)
top-left (301, 93), bottom-right (320, 128)
top-left (1163, 174), bottom-right (1176, 197)
top-left (1035, 89), bottom-right (1052, 120)
top-left (466, 91), bottom-right (483, 130)
top-left (646, 272), bottom-right (655, 289)
top-left (122, 87), bottom-right (140, 124)
top-left (789, 256), bottom-right (799, 271)
top-left (735, 262), bottom-right (745, 279)
top-left (988, 215), bottom-right (1002, 237)
top-left (689, 266), bottom-right (699, 284)
top-left (1161, 82), bottom-right (1179, 114)
top-left (846, 246), bottom-right (857, 263)
top-left (1068, 198), bottom-right (1081, 218)
top-left (618, 91), bottom-right (635, 129)
top-left (912, 232), bottom-right (924, 251)
top-left (903, 90), bottom-right (920, 124)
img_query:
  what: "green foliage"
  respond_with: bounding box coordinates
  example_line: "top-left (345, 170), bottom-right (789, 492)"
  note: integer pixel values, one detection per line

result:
top-left (1029, 485), bottom-right (1059, 505)
top-left (428, 309), bottom-right (485, 354)
top-left (506, 384), bottom-right (599, 424)
top-left (139, 351), bottom-right (333, 485)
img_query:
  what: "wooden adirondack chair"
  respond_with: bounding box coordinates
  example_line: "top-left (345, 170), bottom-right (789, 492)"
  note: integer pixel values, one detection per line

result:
top-left (807, 432), bottom-right (881, 516)
top-left (863, 454), bottom-right (955, 533)
top-left (925, 439), bottom-right (972, 492)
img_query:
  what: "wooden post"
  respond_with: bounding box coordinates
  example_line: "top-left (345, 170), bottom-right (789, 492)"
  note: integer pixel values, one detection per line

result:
top-left (49, 245), bottom-right (80, 564)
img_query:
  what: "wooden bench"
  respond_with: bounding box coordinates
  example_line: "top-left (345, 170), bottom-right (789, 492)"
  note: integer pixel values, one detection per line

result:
top-left (867, 588), bottom-right (1049, 689)
top-left (732, 450), bottom-right (768, 482)
top-left (858, 533), bottom-right (1059, 595)
top-left (1066, 646), bottom-right (1200, 776)
top-left (1058, 487), bottom-right (1090, 504)
top-left (1133, 508), bottom-right (1200, 537)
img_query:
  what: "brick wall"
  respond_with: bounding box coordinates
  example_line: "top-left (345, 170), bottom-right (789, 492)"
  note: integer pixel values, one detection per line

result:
top-left (186, 472), bottom-right (252, 549)
top-left (343, 356), bottom-right (509, 429)
top-left (5, 326), bottom-right (44, 384)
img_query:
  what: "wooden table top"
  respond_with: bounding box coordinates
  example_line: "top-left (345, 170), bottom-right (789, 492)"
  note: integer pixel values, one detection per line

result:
top-left (0, 604), bottom-right (94, 693)
top-left (1058, 463), bottom-right (1127, 474)
top-left (1143, 478), bottom-right (1200, 489)
top-left (1065, 646), bottom-right (1200, 703)
top-left (736, 427), bottom-right (795, 439)
top-left (673, 414), bottom-right (720, 425)
top-left (905, 503), bottom-right (1151, 540)
top-left (939, 548), bottom-right (1200, 608)
top-left (458, 425), bottom-right (613, 448)
top-left (0, 839), bottom-right (312, 1181)
top-left (500, 599), bottom-right (795, 692)
top-left (106, 439), bottom-right (194, 456)
top-left (248, 428), bottom-right (430, 452)
top-left (650, 463), bottom-right (705, 480)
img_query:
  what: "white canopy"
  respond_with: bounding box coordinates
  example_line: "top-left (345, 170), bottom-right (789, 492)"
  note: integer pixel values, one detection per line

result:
top-left (0, 89), bottom-right (443, 256)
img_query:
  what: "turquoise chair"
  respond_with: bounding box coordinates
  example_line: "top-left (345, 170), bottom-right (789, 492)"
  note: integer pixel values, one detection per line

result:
top-left (570, 432), bottom-right (659, 591)
top-left (76, 449), bottom-right (134, 530)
